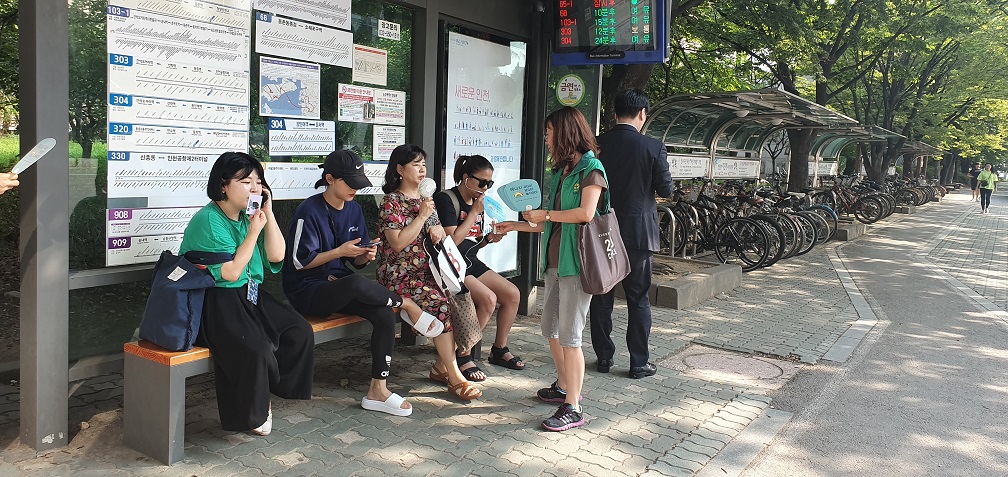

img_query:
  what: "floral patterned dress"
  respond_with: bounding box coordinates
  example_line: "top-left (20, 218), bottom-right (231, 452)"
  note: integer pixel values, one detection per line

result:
top-left (376, 190), bottom-right (452, 331)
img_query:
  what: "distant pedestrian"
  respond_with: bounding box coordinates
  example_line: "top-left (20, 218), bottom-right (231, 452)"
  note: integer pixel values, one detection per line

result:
top-left (588, 89), bottom-right (673, 379)
top-left (969, 163), bottom-right (982, 201)
top-left (977, 164), bottom-right (997, 213)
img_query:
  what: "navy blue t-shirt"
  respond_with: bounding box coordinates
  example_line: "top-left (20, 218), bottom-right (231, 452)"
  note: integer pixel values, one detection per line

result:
top-left (282, 194), bottom-right (369, 312)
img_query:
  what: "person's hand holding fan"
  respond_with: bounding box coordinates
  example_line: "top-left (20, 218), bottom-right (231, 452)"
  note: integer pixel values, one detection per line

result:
top-left (496, 179), bottom-right (542, 227)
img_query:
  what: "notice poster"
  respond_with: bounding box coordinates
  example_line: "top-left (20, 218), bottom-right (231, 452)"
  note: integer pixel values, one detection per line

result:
top-left (808, 161), bottom-right (839, 176)
top-left (446, 31), bottom-right (526, 273)
top-left (337, 84), bottom-right (406, 125)
top-left (106, 0), bottom-right (252, 266)
top-left (668, 155), bottom-right (710, 179)
top-left (352, 44), bottom-right (388, 86)
top-left (713, 158), bottom-right (761, 179)
top-left (373, 126), bottom-right (405, 162)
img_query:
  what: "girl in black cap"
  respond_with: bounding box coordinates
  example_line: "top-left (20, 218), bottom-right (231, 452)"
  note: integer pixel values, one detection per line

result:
top-left (282, 150), bottom-right (435, 416)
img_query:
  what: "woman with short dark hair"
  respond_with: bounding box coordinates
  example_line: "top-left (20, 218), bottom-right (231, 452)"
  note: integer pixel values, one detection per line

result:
top-left (180, 151), bottom-right (314, 436)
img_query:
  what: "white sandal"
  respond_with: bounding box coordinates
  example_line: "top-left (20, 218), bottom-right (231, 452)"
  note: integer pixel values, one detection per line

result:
top-left (400, 309), bottom-right (444, 338)
top-left (361, 393), bottom-right (413, 417)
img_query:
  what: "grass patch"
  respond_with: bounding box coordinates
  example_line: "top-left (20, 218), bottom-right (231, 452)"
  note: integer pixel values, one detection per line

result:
top-left (0, 135), bottom-right (109, 171)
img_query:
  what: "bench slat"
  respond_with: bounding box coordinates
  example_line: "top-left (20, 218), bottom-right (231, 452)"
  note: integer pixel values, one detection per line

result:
top-left (125, 313), bottom-right (366, 366)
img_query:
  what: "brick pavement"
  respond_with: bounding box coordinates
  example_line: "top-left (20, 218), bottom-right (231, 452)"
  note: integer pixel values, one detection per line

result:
top-left (0, 205), bottom-right (886, 476)
top-left (924, 189), bottom-right (1008, 312)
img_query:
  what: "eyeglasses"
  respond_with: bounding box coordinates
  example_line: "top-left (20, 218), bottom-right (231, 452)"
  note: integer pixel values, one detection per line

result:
top-left (466, 174), bottom-right (494, 189)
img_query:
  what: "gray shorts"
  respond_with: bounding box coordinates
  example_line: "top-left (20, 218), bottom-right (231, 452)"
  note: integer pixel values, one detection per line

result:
top-left (540, 268), bottom-right (592, 347)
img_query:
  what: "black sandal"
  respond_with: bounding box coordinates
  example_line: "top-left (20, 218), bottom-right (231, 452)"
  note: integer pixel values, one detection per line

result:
top-left (456, 354), bottom-right (486, 382)
top-left (488, 345), bottom-right (525, 370)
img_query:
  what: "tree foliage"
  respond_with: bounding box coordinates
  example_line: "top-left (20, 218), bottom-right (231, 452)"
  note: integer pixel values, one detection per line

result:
top-left (68, 0), bottom-right (107, 159)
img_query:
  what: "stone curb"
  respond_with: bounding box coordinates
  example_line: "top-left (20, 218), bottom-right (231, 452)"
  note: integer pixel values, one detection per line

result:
top-left (615, 259), bottom-right (742, 309)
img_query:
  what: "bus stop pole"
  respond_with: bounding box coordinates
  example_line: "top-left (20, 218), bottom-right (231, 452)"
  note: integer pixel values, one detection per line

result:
top-left (19, 0), bottom-right (71, 452)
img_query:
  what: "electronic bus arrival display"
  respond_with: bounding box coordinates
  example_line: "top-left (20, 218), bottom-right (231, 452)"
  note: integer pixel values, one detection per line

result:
top-left (552, 0), bottom-right (668, 65)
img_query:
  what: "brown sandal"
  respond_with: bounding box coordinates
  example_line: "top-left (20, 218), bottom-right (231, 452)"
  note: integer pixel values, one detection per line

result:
top-left (448, 381), bottom-right (482, 400)
top-left (429, 367), bottom-right (449, 385)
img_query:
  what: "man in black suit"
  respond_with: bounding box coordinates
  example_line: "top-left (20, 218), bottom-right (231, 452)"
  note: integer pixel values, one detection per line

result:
top-left (589, 89), bottom-right (673, 379)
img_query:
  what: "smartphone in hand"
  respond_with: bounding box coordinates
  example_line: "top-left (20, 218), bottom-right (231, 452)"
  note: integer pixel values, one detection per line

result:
top-left (355, 239), bottom-right (382, 248)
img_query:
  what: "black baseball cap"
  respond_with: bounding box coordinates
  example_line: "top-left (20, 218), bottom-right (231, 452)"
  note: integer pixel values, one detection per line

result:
top-left (316, 150), bottom-right (372, 190)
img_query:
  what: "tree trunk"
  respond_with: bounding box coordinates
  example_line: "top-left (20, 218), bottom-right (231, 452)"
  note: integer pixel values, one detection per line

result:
top-left (81, 140), bottom-right (93, 160)
top-left (600, 64), bottom-right (656, 131)
top-left (786, 129), bottom-right (816, 192)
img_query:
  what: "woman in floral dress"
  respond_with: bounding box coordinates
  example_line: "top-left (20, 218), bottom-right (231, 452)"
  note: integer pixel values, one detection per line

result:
top-left (376, 144), bottom-right (482, 401)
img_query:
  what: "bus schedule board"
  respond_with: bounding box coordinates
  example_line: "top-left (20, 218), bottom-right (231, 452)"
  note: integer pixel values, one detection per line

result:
top-left (552, 0), bottom-right (668, 65)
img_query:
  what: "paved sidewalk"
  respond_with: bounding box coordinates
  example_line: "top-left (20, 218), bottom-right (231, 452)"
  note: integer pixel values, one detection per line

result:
top-left (0, 200), bottom-right (895, 476)
top-left (924, 189), bottom-right (1008, 312)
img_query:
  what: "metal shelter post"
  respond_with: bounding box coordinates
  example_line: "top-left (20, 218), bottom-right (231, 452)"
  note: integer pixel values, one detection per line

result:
top-left (19, 0), bottom-right (70, 451)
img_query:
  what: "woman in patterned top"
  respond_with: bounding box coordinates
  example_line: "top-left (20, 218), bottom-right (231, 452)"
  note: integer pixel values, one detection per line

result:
top-left (375, 144), bottom-right (482, 401)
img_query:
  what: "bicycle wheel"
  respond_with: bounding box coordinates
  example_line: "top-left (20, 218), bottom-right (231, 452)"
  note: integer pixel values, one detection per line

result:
top-left (793, 212), bottom-right (821, 254)
top-left (799, 210), bottom-right (830, 246)
top-left (714, 217), bottom-right (771, 272)
top-left (749, 214), bottom-right (785, 267)
top-left (854, 196), bottom-right (884, 224)
top-left (805, 205), bottom-right (838, 241)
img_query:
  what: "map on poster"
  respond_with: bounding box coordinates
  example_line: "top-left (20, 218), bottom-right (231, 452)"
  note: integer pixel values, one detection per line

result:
top-left (253, 0), bottom-right (351, 31)
top-left (106, 0), bottom-right (251, 266)
top-left (259, 56), bottom-right (321, 119)
top-left (446, 31), bottom-right (526, 273)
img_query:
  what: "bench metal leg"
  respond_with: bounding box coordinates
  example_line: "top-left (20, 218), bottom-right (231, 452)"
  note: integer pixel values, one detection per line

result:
top-left (123, 354), bottom-right (188, 465)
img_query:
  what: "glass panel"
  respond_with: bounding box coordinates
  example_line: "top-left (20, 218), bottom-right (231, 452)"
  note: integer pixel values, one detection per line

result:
top-left (56, 0), bottom-right (414, 362)
top-left (68, 280), bottom-right (151, 361)
top-left (69, 0), bottom-right (414, 272)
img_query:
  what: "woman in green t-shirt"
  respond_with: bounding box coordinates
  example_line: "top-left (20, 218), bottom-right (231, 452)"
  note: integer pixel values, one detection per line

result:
top-left (179, 152), bottom-right (314, 436)
top-left (977, 163), bottom-right (998, 214)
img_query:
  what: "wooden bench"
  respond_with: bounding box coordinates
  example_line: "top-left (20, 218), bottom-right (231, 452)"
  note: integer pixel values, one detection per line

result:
top-left (123, 313), bottom-right (373, 465)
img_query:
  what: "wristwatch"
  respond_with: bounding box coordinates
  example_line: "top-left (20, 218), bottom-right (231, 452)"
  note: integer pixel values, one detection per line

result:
top-left (545, 210), bottom-right (551, 222)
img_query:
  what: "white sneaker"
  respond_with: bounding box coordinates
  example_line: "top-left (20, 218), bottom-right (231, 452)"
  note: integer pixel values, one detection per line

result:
top-left (251, 406), bottom-right (272, 436)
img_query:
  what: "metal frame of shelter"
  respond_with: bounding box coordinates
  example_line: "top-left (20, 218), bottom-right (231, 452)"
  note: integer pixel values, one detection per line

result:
top-left (808, 125), bottom-right (905, 182)
top-left (641, 88), bottom-right (859, 180)
top-left (899, 141), bottom-right (943, 179)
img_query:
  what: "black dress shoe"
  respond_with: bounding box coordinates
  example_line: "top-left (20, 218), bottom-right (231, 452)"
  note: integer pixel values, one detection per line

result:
top-left (596, 358), bottom-right (613, 373)
top-left (629, 362), bottom-right (657, 379)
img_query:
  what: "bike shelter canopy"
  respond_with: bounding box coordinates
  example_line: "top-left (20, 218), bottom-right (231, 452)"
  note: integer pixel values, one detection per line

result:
top-left (641, 89), bottom-right (858, 179)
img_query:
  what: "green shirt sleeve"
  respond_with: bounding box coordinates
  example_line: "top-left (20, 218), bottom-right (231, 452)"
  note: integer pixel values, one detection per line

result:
top-left (179, 203), bottom-right (271, 288)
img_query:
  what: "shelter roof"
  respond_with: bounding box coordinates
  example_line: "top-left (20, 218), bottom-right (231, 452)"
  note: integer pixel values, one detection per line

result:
top-left (642, 88), bottom-right (859, 153)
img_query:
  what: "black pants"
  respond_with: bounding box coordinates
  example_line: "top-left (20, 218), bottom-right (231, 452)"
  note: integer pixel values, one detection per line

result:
top-left (304, 274), bottom-right (400, 380)
top-left (589, 248), bottom-right (653, 368)
top-left (199, 286), bottom-right (314, 431)
top-left (980, 188), bottom-right (993, 210)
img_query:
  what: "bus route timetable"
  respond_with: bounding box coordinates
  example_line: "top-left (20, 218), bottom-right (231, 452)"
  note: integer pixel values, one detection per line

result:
top-left (555, 0), bottom-right (656, 54)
